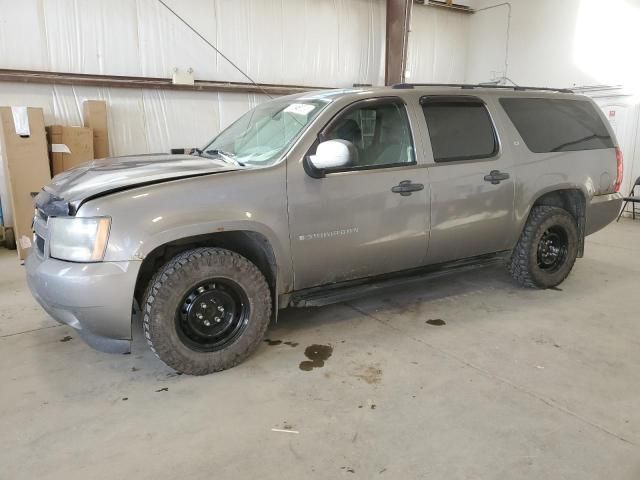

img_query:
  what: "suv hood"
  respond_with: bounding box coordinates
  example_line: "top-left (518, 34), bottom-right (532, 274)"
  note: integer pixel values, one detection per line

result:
top-left (45, 153), bottom-right (238, 205)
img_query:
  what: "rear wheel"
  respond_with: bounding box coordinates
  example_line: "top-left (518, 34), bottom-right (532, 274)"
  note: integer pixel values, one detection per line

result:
top-left (509, 206), bottom-right (579, 288)
top-left (142, 247), bottom-right (271, 375)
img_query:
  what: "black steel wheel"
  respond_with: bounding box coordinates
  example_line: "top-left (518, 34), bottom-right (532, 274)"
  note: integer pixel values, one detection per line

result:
top-left (536, 226), bottom-right (569, 272)
top-left (509, 206), bottom-right (579, 288)
top-left (142, 248), bottom-right (272, 375)
top-left (177, 279), bottom-right (250, 352)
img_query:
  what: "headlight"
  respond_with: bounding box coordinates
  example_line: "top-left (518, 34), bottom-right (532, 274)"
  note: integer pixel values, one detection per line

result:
top-left (48, 217), bottom-right (111, 262)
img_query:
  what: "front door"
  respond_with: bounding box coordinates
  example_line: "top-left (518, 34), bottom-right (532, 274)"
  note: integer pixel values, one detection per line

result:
top-left (419, 95), bottom-right (516, 264)
top-left (287, 97), bottom-right (430, 290)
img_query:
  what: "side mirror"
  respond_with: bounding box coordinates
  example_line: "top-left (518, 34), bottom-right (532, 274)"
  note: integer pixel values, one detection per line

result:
top-left (304, 139), bottom-right (356, 178)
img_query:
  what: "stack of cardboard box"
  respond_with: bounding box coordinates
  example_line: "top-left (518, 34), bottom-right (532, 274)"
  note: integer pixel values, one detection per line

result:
top-left (46, 99), bottom-right (110, 176)
top-left (0, 100), bottom-right (110, 260)
top-left (83, 100), bottom-right (109, 159)
top-left (0, 107), bottom-right (52, 260)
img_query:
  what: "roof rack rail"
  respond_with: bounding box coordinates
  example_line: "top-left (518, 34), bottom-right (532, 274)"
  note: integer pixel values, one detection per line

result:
top-left (391, 83), bottom-right (574, 94)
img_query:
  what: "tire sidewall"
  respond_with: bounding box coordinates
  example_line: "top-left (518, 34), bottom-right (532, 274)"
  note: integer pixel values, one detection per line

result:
top-left (144, 249), bottom-right (271, 375)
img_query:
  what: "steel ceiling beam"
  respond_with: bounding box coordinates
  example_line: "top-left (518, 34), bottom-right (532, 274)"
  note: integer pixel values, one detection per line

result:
top-left (385, 0), bottom-right (413, 86)
top-left (0, 69), bottom-right (325, 96)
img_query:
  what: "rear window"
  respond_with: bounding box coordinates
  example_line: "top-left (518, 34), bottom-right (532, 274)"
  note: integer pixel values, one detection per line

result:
top-left (499, 98), bottom-right (613, 153)
top-left (421, 96), bottom-right (498, 162)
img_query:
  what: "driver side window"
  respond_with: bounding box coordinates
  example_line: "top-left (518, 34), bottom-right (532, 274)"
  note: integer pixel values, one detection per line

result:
top-left (322, 100), bottom-right (415, 169)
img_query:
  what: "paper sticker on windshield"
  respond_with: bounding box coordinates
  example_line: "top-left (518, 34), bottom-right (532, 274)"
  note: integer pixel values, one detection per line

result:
top-left (284, 103), bottom-right (315, 116)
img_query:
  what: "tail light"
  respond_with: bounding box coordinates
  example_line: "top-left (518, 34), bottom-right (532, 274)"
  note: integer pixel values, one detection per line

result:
top-left (614, 147), bottom-right (624, 193)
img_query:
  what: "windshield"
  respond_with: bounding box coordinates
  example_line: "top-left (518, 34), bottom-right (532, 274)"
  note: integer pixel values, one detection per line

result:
top-left (201, 98), bottom-right (330, 167)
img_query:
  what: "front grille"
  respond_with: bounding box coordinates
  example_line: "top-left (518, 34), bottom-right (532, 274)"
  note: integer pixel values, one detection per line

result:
top-left (33, 208), bottom-right (48, 256)
top-left (33, 190), bottom-right (70, 258)
top-left (35, 234), bottom-right (45, 255)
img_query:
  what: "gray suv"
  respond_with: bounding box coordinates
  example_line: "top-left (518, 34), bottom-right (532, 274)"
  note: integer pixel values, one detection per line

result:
top-left (26, 84), bottom-right (624, 375)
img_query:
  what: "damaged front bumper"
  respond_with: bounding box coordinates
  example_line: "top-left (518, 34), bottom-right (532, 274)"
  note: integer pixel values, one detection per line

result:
top-left (25, 251), bottom-right (141, 354)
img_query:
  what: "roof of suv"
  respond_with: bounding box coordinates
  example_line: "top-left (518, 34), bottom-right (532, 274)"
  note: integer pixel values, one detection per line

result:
top-left (294, 84), bottom-right (580, 103)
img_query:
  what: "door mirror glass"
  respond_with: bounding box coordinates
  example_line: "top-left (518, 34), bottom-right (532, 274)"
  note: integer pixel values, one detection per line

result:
top-left (304, 139), bottom-right (356, 178)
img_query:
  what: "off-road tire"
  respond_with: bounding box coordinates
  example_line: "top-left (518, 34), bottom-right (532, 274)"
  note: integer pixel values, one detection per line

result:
top-left (142, 247), bottom-right (271, 375)
top-left (509, 206), bottom-right (579, 289)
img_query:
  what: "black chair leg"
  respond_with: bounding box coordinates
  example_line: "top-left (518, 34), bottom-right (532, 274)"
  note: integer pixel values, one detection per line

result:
top-left (617, 200), bottom-right (629, 222)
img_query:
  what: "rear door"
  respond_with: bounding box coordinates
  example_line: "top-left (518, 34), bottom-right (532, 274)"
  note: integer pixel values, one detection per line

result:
top-left (420, 95), bottom-right (516, 264)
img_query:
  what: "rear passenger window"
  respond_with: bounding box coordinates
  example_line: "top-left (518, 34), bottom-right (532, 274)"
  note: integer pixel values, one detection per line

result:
top-left (500, 98), bottom-right (614, 153)
top-left (421, 96), bottom-right (498, 163)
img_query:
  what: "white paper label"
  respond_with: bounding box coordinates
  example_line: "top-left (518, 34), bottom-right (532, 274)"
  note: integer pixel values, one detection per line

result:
top-left (284, 103), bottom-right (315, 116)
top-left (51, 144), bottom-right (71, 154)
top-left (19, 235), bottom-right (32, 249)
top-left (11, 107), bottom-right (30, 136)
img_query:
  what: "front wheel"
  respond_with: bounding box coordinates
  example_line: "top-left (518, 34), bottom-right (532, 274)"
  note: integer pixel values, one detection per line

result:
top-left (509, 206), bottom-right (579, 289)
top-left (142, 248), bottom-right (272, 375)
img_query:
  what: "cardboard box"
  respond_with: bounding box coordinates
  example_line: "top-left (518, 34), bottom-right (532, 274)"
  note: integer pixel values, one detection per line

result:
top-left (0, 107), bottom-right (52, 260)
top-left (46, 125), bottom-right (94, 176)
top-left (82, 100), bottom-right (109, 159)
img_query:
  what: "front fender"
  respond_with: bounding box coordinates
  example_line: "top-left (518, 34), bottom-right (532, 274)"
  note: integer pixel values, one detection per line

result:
top-left (77, 168), bottom-right (293, 292)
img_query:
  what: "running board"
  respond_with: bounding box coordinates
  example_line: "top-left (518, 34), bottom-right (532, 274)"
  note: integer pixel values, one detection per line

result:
top-left (289, 252), bottom-right (509, 308)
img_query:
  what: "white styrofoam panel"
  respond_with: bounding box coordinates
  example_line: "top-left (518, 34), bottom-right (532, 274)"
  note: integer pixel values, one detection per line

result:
top-left (0, 0), bottom-right (386, 87)
top-left (406, 5), bottom-right (469, 84)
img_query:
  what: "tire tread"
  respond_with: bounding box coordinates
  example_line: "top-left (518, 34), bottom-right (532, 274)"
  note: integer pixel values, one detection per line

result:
top-left (141, 247), bottom-right (271, 375)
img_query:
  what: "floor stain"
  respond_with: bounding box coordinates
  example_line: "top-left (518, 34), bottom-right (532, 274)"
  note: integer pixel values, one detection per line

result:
top-left (299, 344), bottom-right (333, 371)
top-left (155, 387), bottom-right (168, 393)
top-left (426, 319), bottom-right (446, 326)
top-left (351, 365), bottom-right (383, 384)
top-left (265, 339), bottom-right (299, 347)
top-left (59, 336), bottom-right (72, 342)
top-left (122, 397), bottom-right (128, 401)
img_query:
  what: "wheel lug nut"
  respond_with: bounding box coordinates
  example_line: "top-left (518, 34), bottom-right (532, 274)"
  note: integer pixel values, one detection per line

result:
top-left (201, 303), bottom-right (207, 309)
top-left (217, 306), bottom-right (224, 312)
top-left (214, 317), bottom-right (221, 323)
top-left (203, 319), bottom-right (211, 327)
top-left (196, 313), bottom-right (203, 320)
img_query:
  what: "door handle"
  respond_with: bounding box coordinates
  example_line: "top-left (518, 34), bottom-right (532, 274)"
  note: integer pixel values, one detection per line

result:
top-left (483, 170), bottom-right (510, 185)
top-left (391, 180), bottom-right (424, 196)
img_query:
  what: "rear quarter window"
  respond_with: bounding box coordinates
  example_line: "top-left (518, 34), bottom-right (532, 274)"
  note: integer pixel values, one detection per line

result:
top-left (499, 98), bottom-right (613, 153)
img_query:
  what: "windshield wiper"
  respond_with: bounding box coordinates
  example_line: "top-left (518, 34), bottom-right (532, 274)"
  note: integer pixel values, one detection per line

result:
top-left (204, 149), bottom-right (245, 167)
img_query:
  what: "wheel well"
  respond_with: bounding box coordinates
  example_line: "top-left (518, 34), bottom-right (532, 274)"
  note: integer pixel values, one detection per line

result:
top-left (134, 231), bottom-right (277, 307)
top-left (531, 189), bottom-right (586, 256)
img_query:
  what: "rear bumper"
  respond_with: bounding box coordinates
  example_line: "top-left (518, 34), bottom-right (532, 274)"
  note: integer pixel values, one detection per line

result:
top-left (586, 192), bottom-right (623, 235)
top-left (25, 251), bottom-right (141, 354)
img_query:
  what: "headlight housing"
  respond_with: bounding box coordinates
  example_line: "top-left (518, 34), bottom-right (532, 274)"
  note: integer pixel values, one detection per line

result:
top-left (48, 216), bottom-right (111, 262)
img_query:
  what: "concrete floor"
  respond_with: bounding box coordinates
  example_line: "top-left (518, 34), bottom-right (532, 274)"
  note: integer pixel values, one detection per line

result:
top-left (1, 221), bottom-right (639, 480)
